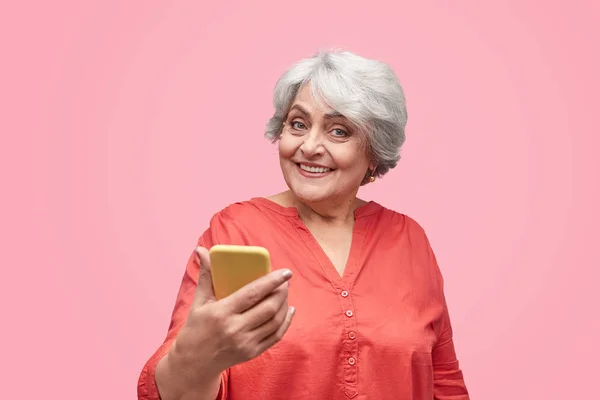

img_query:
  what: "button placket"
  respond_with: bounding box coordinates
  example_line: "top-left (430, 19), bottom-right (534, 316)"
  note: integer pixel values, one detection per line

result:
top-left (338, 287), bottom-right (359, 397)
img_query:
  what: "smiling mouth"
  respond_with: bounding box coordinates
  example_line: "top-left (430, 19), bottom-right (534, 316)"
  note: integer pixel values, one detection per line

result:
top-left (297, 163), bottom-right (333, 173)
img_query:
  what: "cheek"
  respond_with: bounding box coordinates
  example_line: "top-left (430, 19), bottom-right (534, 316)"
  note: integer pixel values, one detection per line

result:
top-left (278, 136), bottom-right (297, 159)
top-left (331, 146), bottom-right (369, 171)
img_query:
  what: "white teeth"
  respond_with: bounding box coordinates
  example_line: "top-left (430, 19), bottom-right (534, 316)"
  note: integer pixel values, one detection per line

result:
top-left (300, 164), bottom-right (331, 173)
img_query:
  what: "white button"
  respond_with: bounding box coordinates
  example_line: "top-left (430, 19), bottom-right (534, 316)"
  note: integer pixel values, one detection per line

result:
top-left (348, 357), bottom-right (356, 365)
top-left (345, 310), bottom-right (353, 317)
top-left (341, 290), bottom-right (349, 297)
top-left (348, 331), bottom-right (356, 340)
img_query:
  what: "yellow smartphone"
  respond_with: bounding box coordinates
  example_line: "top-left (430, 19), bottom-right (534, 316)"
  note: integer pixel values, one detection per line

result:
top-left (209, 244), bottom-right (272, 300)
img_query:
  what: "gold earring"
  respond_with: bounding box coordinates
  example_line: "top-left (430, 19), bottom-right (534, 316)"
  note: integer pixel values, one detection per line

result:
top-left (369, 168), bottom-right (376, 182)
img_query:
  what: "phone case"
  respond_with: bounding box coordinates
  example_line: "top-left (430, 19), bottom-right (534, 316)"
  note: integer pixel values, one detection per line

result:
top-left (209, 245), bottom-right (272, 300)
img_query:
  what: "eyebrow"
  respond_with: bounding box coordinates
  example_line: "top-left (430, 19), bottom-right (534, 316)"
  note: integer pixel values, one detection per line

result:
top-left (289, 104), bottom-right (344, 120)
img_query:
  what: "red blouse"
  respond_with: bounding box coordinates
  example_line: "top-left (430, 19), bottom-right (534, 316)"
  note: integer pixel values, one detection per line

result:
top-left (138, 198), bottom-right (469, 399)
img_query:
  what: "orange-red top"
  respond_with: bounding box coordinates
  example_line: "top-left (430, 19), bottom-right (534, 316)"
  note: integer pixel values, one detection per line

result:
top-left (138, 198), bottom-right (469, 400)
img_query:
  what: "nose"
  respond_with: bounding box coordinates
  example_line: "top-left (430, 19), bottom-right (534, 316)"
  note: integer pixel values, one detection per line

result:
top-left (299, 129), bottom-right (325, 157)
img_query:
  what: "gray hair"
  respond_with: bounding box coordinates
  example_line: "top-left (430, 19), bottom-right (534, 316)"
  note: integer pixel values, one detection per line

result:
top-left (265, 50), bottom-right (408, 181)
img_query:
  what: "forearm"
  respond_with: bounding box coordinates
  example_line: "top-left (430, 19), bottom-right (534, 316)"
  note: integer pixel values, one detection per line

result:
top-left (155, 353), bottom-right (223, 400)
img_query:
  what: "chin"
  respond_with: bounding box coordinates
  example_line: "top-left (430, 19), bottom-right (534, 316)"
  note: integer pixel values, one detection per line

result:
top-left (290, 183), bottom-right (333, 204)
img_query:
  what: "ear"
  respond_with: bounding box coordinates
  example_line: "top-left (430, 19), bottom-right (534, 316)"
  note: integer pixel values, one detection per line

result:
top-left (369, 162), bottom-right (377, 172)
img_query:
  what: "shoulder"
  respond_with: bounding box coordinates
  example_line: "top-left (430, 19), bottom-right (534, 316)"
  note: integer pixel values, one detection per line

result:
top-left (211, 198), bottom-right (265, 221)
top-left (374, 203), bottom-right (430, 240)
top-left (207, 198), bottom-right (271, 230)
top-left (202, 198), bottom-right (283, 245)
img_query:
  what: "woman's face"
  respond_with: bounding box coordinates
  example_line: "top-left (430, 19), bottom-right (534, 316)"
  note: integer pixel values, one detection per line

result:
top-left (278, 84), bottom-right (374, 206)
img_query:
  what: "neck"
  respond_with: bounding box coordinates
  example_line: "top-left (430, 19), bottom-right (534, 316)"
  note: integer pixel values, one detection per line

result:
top-left (286, 190), bottom-right (364, 225)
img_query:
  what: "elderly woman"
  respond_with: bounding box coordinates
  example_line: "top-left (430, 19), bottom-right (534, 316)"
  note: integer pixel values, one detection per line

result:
top-left (138, 50), bottom-right (469, 400)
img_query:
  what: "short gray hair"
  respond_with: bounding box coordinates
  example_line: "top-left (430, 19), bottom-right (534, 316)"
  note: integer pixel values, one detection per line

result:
top-left (265, 50), bottom-right (408, 181)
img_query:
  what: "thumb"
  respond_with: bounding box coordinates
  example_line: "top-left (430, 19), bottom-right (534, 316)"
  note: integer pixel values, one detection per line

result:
top-left (193, 246), bottom-right (216, 304)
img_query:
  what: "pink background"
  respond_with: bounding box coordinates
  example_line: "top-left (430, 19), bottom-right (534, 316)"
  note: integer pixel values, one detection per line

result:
top-left (1, 1), bottom-right (599, 398)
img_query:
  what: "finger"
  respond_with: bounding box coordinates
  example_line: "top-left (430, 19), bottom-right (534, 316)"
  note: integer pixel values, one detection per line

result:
top-left (254, 306), bottom-right (295, 354)
top-left (247, 291), bottom-right (290, 340)
top-left (242, 283), bottom-right (288, 331)
top-left (224, 269), bottom-right (292, 314)
top-left (193, 246), bottom-right (216, 304)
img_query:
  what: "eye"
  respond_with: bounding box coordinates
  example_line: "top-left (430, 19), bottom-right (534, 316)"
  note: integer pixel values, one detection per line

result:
top-left (331, 128), bottom-right (349, 137)
top-left (291, 121), bottom-right (307, 130)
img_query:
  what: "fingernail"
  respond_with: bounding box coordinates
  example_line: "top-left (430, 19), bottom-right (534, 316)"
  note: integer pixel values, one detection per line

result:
top-left (281, 269), bottom-right (293, 279)
top-left (289, 306), bottom-right (296, 316)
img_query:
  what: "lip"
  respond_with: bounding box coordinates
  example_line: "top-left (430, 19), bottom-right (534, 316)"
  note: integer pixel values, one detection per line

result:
top-left (295, 162), bottom-right (335, 178)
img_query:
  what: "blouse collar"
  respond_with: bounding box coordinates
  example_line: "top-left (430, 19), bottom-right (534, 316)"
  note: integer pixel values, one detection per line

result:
top-left (249, 197), bottom-right (383, 219)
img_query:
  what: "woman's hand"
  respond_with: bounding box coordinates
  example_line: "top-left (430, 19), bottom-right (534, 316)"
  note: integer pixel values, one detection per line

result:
top-left (157, 246), bottom-right (295, 399)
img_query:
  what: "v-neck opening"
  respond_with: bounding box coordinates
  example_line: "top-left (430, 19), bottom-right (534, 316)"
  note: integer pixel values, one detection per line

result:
top-left (250, 197), bottom-right (382, 288)
top-left (293, 213), bottom-right (369, 286)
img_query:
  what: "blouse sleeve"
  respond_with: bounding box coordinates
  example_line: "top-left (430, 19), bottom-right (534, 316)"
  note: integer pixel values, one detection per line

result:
top-left (414, 219), bottom-right (469, 400)
top-left (431, 297), bottom-right (470, 399)
top-left (137, 233), bottom-right (229, 400)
